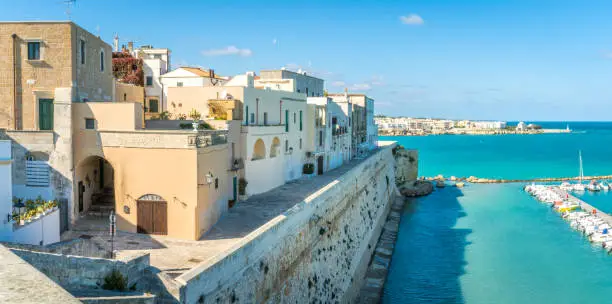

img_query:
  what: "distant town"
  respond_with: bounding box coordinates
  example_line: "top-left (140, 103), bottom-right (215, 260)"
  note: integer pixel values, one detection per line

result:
top-left (375, 116), bottom-right (571, 135)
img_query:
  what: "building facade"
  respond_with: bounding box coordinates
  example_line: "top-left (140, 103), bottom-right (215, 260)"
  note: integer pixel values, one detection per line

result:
top-left (131, 45), bottom-right (171, 119)
top-left (160, 67), bottom-right (227, 118)
top-left (258, 69), bottom-right (325, 97)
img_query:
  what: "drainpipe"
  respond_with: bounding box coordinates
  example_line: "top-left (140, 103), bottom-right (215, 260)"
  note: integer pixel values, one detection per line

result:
top-left (11, 33), bottom-right (18, 130)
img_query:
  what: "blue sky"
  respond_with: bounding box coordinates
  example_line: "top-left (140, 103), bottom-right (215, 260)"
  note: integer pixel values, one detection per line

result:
top-left (2, 0), bottom-right (612, 121)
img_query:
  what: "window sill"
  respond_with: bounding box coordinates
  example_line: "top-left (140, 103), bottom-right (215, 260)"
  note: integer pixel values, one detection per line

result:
top-left (26, 59), bottom-right (44, 63)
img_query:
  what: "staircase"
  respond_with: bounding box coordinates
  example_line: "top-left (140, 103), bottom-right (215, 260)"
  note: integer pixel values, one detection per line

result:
top-left (140, 266), bottom-right (182, 303)
top-left (88, 187), bottom-right (115, 217)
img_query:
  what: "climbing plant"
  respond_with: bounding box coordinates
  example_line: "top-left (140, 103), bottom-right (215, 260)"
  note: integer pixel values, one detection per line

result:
top-left (112, 51), bottom-right (144, 86)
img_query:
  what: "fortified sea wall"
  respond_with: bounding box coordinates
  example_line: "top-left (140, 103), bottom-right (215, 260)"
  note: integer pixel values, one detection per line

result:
top-left (177, 143), bottom-right (402, 303)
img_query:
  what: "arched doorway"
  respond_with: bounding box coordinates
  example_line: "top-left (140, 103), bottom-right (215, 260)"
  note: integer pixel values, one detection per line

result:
top-left (136, 194), bottom-right (167, 235)
top-left (75, 156), bottom-right (115, 216)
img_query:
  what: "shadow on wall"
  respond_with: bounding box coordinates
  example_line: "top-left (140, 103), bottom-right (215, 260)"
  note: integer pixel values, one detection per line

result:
top-left (382, 186), bottom-right (470, 304)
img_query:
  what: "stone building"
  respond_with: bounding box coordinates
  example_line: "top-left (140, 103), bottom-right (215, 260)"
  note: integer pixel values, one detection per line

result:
top-left (0, 22), bottom-right (233, 241)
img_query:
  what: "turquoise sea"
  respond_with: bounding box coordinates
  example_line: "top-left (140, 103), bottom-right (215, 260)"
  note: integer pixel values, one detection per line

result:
top-left (381, 122), bottom-right (612, 304)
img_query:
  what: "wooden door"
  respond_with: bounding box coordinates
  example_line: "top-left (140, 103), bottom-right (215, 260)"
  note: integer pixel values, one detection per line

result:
top-left (38, 99), bottom-right (54, 130)
top-left (137, 200), bottom-right (167, 235)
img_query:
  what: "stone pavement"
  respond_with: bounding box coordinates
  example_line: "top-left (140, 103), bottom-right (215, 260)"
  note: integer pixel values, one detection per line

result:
top-left (0, 245), bottom-right (81, 304)
top-left (62, 150), bottom-right (380, 278)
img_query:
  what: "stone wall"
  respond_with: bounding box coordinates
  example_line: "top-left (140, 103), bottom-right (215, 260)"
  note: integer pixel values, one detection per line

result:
top-left (10, 248), bottom-right (150, 290)
top-left (3, 236), bottom-right (108, 258)
top-left (394, 146), bottom-right (418, 183)
top-left (177, 143), bottom-right (397, 303)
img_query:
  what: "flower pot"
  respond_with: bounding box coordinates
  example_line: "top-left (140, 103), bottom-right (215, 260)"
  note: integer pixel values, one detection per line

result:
top-left (239, 194), bottom-right (248, 201)
top-left (192, 121), bottom-right (199, 132)
top-left (19, 220), bottom-right (25, 226)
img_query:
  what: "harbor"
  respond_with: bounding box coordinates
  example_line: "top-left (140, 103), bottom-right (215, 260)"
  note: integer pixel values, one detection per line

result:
top-left (525, 184), bottom-right (612, 252)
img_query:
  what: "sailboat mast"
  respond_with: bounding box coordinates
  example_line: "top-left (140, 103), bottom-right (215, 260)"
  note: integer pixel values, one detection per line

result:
top-left (579, 150), bottom-right (583, 183)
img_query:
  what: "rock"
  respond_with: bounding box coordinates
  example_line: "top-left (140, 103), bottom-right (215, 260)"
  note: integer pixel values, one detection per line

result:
top-left (399, 181), bottom-right (434, 197)
top-left (435, 174), bottom-right (444, 180)
top-left (450, 176), bottom-right (457, 181)
top-left (456, 182), bottom-right (465, 188)
top-left (436, 181), bottom-right (445, 188)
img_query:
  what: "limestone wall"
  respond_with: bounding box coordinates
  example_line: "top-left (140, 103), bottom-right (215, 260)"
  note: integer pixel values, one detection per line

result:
top-left (394, 146), bottom-right (418, 183)
top-left (177, 143), bottom-right (397, 303)
top-left (10, 248), bottom-right (150, 290)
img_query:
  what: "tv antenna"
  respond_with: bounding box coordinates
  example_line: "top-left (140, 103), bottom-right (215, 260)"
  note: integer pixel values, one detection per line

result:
top-left (62, 0), bottom-right (76, 20)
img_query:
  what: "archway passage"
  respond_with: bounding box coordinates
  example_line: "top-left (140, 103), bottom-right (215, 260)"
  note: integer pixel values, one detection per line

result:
top-left (76, 156), bottom-right (115, 217)
top-left (137, 194), bottom-right (168, 235)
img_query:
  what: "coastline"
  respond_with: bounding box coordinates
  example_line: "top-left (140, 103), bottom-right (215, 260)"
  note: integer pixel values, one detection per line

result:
top-left (423, 174), bottom-right (612, 184)
top-left (379, 128), bottom-right (570, 136)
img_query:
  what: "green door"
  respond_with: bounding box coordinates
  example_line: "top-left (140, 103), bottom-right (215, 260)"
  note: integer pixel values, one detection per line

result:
top-left (233, 176), bottom-right (238, 201)
top-left (39, 99), bottom-right (54, 130)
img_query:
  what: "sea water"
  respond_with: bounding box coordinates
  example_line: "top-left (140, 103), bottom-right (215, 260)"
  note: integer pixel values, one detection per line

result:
top-left (381, 122), bottom-right (612, 303)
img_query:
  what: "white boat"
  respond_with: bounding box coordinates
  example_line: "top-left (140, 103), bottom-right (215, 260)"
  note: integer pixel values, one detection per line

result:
top-left (587, 181), bottom-right (601, 192)
top-left (601, 181), bottom-right (610, 191)
top-left (560, 182), bottom-right (573, 191)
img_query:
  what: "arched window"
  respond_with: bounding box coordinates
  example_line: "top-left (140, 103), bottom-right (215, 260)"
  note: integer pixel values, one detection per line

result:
top-left (270, 137), bottom-right (280, 158)
top-left (252, 139), bottom-right (266, 160)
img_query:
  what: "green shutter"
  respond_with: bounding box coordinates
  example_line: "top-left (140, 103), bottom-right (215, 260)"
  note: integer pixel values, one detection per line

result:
top-left (245, 106), bottom-right (249, 125)
top-left (38, 99), bottom-right (54, 130)
top-left (285, 110), bottom-right (289, 132)
top-left (299, 111), bottom-right (303, 131)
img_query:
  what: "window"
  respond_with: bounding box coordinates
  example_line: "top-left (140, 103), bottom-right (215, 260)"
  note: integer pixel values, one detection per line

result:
top-left (100, 50), bottom-right (105, 72)
top-left (285, 140), bottom-right (289, 152)
top-left (85, 118), bottom-right (95, 129)
top-left (27, 42), bottom-right (41, 60)
top-left (319, 130), bottom-right (323, 146)
top-left (293, 112), bottom-right (296, 124)
top-left (177, 82), bottom-right (183, 87)
top-left (146, 76), bottom-right (153, 86)
top-left (123, 93), bottom-right (127, 101)
top-left (215, 178), bottom-right (219, 189)
top-left (263, 112), bottom-right (268, 125)
top-left (299, 110), bottom-right (303, 131)
top-left (285, 110), bottom-right (289, 132)
top-left (306, 88), bottom-right (309, 96)
top-left (299, 138), bottom-right (302, 149)
top-left (153, 54), bottom-right (162, 59)
top-left (149, 99), bottom-right (159, 113)
top-left (250, 113), bottom-right (255, 124)
top-left (80, 39), bottom-right (86, 65)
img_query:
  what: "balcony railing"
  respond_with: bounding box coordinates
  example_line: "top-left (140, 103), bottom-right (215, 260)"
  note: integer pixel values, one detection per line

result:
top-left (188, 130), bottom-right (228, 148)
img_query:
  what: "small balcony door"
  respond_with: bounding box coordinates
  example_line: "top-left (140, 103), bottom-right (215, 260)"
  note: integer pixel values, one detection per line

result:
top-left (39, 99), bottom-right (54, 130)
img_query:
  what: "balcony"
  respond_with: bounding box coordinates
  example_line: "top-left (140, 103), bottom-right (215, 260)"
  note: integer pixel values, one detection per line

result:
top-left (240, 124), bottom-right (285, 136)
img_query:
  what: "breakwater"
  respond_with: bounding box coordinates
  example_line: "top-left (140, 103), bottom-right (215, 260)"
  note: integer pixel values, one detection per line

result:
top-left (423, 175), bottom-right (612, 184)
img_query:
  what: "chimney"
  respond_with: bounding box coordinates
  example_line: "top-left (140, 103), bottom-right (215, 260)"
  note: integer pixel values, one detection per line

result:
top-left (209, 69), bottom-right (215, 79)
top-left (127, 41), bottom-right (134, 53)
top-left (113, 34), bottom-right (119, 52)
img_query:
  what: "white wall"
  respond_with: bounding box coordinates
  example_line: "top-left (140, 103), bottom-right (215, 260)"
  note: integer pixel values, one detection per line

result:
top-left (0, 141), bottom-right (12, 241)
top-left (10, 210), bottom-right (60, 246)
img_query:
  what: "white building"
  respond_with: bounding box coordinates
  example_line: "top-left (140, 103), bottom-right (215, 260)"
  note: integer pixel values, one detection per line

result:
top-left (0, 140), bottom-right (60, 246)
top-left (0, 141), bottom-right (12, 241)
top-left (516, 121), bottom-right (527, 131)
top-left (469, 121), bottom-right (507, 129)
top-left (365, 97), bottom-right (377, 150)
top-left (211, 73), bottom-right (308, 196)
top-left (131, 44), bottom-right (171, 116)
top-left (160, 67), bottom-right (227, 114)
top-left (256, 68), bottom-right (325, 97)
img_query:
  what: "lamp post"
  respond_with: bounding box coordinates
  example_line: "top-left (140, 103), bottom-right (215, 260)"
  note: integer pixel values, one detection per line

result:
top-left (109, 210), bottom-right (116, 259)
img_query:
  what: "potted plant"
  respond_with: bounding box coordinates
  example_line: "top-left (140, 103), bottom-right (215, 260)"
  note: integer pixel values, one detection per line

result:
top-left (238, 178), bottom-right (248, 200)
top-left (188, 109), bottom-right (202, 132)
top-left (303, 163), bottom-right (315, 178)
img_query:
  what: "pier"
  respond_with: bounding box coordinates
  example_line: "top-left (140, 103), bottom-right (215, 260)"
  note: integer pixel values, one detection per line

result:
top-left (551, 187), bottom-right (612, 219)
top-left (424, 174), bottom-right (612, 184)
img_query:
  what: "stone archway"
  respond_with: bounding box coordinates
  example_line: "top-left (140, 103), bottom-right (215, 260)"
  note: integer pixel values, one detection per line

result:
top-left (75, 155), bottom-right (115, 217)
top-left (252, 138), bottom-right (266, 160)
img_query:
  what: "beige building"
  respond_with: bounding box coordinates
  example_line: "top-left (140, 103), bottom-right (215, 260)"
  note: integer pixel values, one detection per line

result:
top-left (0, 21), bottom-right (113, 130)
top-left (0, 22), bottom-right (232, 240)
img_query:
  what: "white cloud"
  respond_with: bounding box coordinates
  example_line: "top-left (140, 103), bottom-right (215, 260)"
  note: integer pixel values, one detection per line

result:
top-left (400, 14), bottom-right (424, 25)
top-left (350, 83), bottom-right (372, 91)
top-left (331, 81), bottom-right (346, 87)
top-left (202, 46), bottom-right (252, 57)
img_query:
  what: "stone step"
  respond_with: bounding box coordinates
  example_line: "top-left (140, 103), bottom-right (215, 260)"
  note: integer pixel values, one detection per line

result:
top-left (140, 267), bottom-right (181, 303)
